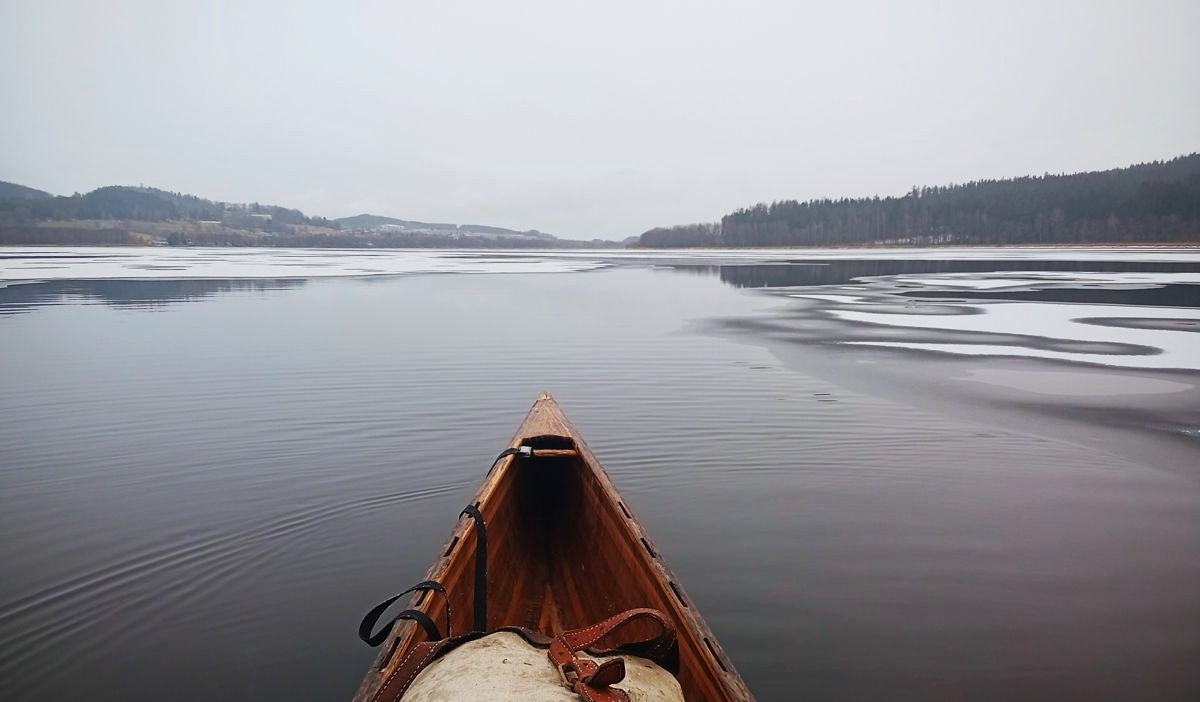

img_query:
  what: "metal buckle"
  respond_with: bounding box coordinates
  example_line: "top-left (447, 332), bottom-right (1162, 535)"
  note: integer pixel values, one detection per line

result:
top-left (556, 659), bottom-right (580, 688)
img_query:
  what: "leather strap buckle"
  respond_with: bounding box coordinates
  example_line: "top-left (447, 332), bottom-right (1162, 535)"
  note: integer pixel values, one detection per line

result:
top-left (548, 607), bottom-right (675, 702)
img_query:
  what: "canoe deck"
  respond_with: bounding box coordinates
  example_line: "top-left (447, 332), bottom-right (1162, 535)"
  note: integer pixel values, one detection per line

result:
top-left (353, 393), bottom-right (754, 701)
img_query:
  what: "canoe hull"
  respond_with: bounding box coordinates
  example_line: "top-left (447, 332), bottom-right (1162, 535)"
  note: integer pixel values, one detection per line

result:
top-left (353, 393), bottom-right (754, 701)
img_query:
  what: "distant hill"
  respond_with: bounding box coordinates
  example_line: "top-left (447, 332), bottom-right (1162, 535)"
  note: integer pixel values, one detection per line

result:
top-left (0, 183), bottom-right (340, 246)
top-left (336, 213), bottom-right (420, 230)
top-left (0, 184), bottom-right (331, 227)
top-left (0, 183), bottom-right (617, 248)
top-left (336, 213), bottom-right (554, 239)
top-left (336, 213), bottom-right (458, 231)
top-left (461, 223), bottom-right (537, 236)
top-left (635, 153), bottom-right (1200, 247)
top-left (0, 181), bottom-right (52, 201)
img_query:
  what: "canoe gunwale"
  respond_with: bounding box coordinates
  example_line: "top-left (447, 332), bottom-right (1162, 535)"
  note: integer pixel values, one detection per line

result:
top-left (352, 393), bottom-right (754, 701)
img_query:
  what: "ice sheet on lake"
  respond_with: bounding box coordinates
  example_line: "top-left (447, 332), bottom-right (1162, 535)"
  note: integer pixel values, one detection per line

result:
top-left (4, 246), bottom-right (1199, 283)
top-left (0, 247), bottom-right (608, 281)
top-left (789, 293), bottom-right (869, 304)
top-left (4, 245), bottom-right (1199, 372)
top-left (825, 280), bottom-right (1200, 371)
top-left (887, 271), bottom-right (1200, 290)
top-left (505, 247), bottom-right (1200, 263)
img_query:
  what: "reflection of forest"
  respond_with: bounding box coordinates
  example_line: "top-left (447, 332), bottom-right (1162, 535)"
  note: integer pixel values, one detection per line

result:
top-left (0, 278), bottom-right (305, 314)
top-left (688, 259), bottom-right (1200, 308)
top-left (910, 284), bottom-right (1200, 308)
top-left (697, 259), bottom-right (1200, 288)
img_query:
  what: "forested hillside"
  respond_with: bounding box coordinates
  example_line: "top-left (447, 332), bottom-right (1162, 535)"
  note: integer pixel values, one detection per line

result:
top-left (0, 186), bottom-right (332, 227)
top-left (0, 181), bottom-right (52, 201)
top-left (636, 154), bottom-right (1200, 247)
top-left (336, 213), bottom-right (454, 230)
top-left (335, 213), bottom-right (557, 240)
top-left (0, 183), bottom-right (615, 247)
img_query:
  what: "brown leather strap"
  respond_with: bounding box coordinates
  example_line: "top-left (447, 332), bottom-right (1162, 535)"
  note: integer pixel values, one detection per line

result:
top-left (368, 634), bottom-right (480, 702)
top-left (496, 625), bottom-right (553, 647)
top-left (548, 608), bottom-right (676, 702)
top-left (575, 680), bottom-right (631, 702)
top-left (368, 609), bottom-right (676, 702)
top-left (563, 607), bottom-right (675, 654)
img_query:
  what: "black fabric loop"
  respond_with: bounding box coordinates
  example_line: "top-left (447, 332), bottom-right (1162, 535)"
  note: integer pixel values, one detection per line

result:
top-left (359, 492), bottom-right (492, 648)
top-left (486, 447), bottom-right (525, 475)
top-left (460, 504), bottom-right (488, 633)
top-left (358, 606), bottom-right (442, 647)
top-left (395, 580), bottom-right (452, 639)
top-left (359, 592), bottom-right (405, 646)
top-left (358, 581), bottom-right (451, 647)
top-left (393, 609), bottom-right (442, 643)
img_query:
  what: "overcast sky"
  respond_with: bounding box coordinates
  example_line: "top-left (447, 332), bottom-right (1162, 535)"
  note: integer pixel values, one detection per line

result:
top-left (2, 1), bottom-right (1197, 239)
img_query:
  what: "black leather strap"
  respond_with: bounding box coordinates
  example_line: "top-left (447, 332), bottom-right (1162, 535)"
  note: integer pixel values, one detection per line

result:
top-left (486, 446), bottom-right (525, 475)
top-left (391, 609), bottom-right (441, 643)
top-left (360, 488), bottom-right (492, 647)
top-left (358, 580), bottom-right (451, 646)
top-left (460, 504), bottom-right (488, 633)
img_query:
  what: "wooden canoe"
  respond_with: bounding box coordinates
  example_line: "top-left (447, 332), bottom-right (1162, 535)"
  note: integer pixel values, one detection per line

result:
top-left (352, 393), bottom-right (755, 701)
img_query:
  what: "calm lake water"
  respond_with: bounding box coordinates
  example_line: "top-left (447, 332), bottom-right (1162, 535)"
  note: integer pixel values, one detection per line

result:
top-left (2, 247), bottom-right (1198, 701)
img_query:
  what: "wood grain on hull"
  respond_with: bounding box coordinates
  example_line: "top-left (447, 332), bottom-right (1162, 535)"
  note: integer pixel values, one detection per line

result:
top-left (352, 393), bottom-right (754, 701)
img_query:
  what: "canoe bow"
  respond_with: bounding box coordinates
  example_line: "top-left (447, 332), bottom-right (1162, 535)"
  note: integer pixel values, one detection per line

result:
top-left (352, 393), bottom-right (754, 701)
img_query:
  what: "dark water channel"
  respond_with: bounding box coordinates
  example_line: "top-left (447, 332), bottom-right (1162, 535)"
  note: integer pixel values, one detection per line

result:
top-left (2, 254), bottom-right (1198, 701)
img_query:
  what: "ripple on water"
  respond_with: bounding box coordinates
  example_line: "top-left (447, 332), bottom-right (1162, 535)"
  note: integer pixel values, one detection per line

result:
top-left (2, 257), bottom-right (1198, 701)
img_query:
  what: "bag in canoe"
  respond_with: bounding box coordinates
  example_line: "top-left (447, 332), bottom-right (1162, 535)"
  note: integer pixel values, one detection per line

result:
top-left (360, 606), bottom-right (682, 702)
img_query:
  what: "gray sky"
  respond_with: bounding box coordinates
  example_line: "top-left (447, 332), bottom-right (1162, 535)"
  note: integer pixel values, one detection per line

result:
top-left (2, 1), bottom-right (1197, 240)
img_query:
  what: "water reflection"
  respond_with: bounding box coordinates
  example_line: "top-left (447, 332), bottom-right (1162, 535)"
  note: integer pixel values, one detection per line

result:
top-left (0, 278), bottom-right (306, 314)
top-left (2, 255), bottom-right (1199, 701)
top-left (3, 253), bottom-right (1199, 372)
top-left (695, 259), bottom-right (1200, 372)
top-left (904, 284), bottom-right (1200, 308)
top-left (690, 258), bottom-right (1200, 291)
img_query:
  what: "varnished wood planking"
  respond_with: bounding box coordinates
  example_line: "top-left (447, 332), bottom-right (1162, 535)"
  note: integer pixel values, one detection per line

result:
top-left (352, 394), bottom-right (754, 702)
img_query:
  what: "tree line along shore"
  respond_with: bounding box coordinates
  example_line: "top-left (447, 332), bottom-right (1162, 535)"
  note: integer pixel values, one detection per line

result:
top-left (2, 153), bottom-right (1196, 249)
top-left (636, 154), bottom-right (1199, 248)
